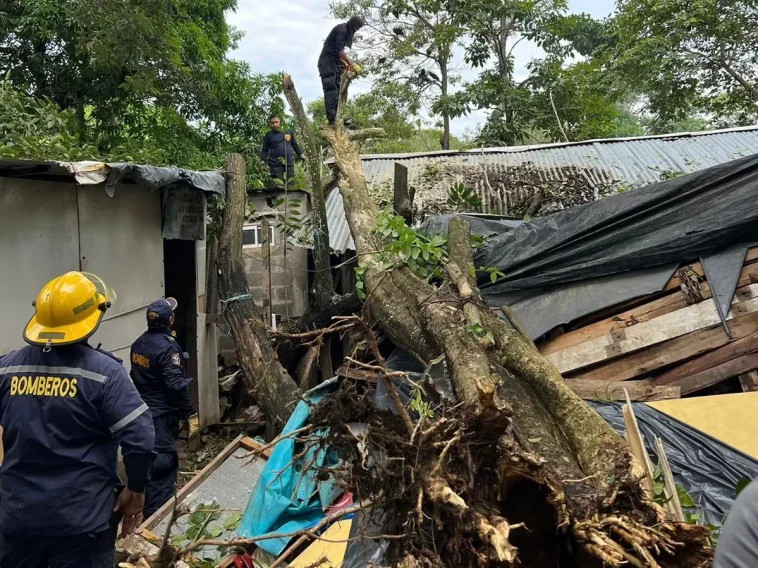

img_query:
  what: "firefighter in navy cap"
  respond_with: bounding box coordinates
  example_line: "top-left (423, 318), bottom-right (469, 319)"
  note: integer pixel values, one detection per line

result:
top-left (0, 271), bottom-right (155, 567)
top-left (130, 297), bottom-right (199, 517)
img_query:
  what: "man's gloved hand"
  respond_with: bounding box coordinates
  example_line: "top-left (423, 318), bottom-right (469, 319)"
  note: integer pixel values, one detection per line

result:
top-left (113, 488), bottom-right (145, 538)
top-left (188, 414), bottom-right (200, 438)
top-left (352, 63), bottom-right (363, 75)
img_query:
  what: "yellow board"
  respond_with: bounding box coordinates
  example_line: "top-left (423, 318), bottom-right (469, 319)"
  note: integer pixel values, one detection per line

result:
top-left (648, 392), bottom-right (758, 459)
top-left (289, 519), bottom-right (352, 568)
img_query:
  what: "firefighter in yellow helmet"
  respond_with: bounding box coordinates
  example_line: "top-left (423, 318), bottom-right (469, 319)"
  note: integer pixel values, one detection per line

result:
top-left (0, 271), bottom-right (155, 568)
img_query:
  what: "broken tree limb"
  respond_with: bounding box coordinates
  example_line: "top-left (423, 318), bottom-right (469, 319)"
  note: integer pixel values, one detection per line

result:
top-left (317, 67), bottom-right (713, 566)
top-left (218, 154), bottom-right (302, 429)
top-left (348, 127), bottom-right (386, 141)
top-left (282, 73), bottom-right (332, 311)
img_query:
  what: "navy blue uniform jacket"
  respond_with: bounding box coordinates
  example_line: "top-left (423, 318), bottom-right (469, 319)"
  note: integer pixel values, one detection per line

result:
top-left (260, 130), bottom-right (302, 167)
top-left (0, 344), bottom-right (155, 536)
top-left (130, 330), bottom-right (195, 451)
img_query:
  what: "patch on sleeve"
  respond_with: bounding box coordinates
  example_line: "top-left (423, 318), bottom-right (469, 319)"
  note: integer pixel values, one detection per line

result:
top-left (172, 352), bottom-right (182, 366)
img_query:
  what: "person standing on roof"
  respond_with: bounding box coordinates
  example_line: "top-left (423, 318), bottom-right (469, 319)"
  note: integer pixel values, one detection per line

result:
top-left (130, 297), bottom-right (199, 518)
top-left (318, 16), bottom-right (365, 126)
top-left (259, 115), bottom-right (303, 186)
top-left (0, 271), bottom-right (155, 567)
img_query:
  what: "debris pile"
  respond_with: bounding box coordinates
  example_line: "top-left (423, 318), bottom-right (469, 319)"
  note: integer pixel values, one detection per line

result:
top-left (539, 248), bottom-right (758, 402)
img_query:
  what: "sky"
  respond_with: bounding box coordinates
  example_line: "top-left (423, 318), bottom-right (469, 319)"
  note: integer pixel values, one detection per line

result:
top-left (230, 0), bottom-right (616, 137)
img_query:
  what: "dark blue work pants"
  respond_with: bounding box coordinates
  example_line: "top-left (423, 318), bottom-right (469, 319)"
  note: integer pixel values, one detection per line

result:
top-left (144, 450), bottom-right (179, 518)
top-left (0, 526), bottom-right (116, 567)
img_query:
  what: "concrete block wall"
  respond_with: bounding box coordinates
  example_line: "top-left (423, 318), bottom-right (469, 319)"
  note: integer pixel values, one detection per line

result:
top-left (243, 190), bottom-right (309, 319)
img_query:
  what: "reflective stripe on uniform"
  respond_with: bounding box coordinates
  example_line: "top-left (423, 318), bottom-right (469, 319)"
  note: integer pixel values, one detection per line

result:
top-left (109, 402), bottom-right (149, 434)
top-left (0, 365), bottom-right (108, 383)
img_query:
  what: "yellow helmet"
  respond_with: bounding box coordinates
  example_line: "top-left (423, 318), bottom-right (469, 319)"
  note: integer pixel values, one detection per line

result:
top-left (24, 272), bottom-right (116, 347)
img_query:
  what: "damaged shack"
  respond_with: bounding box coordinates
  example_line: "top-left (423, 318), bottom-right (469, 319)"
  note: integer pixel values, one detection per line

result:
top-left (0, 159), bottom-right (223, 425)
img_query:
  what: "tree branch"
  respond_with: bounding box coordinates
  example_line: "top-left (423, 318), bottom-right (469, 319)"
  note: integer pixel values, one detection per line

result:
top-left (349, 127), bottom-right (387, 141)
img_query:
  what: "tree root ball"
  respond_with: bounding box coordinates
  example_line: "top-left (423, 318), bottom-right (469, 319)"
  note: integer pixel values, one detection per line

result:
top-left (307, 381), bottom-right (713, 568)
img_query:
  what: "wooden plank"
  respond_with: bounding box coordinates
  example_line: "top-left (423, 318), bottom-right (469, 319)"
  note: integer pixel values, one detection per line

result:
top-left (623, 394), bottom-right (655, 499)
top-left (541, 264), bottom-right (758, 355)
top-left (663, 353), bottom-right (758, 395)
top-left (664, 247), bottom-right (758, 291)
top-left (739, 370), bottom-right (758, 392)
top-left (654, 436), bottom-right (685, 522)
top-left (140, 435), bottom-right (267, 531)
top-left (654, 331), bottom-right (758, 386)
top-left (569, 310), bottom-right (758, 383)
top-left (546, 285), bottom-right (758, 374)
top-left (565, 379), bottom-right (680, 401)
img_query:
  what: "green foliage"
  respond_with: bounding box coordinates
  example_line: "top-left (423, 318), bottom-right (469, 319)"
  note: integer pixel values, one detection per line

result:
top-left (464, 322), bottom-right (495, 346)
top-left (374, 206), bottom-right (448, 280)
top-left (170, 503), bottom-right (242, 567)
top-left (354, 265), bottom-right (368, 300)
top-left (331, 0), bottom-right (464, 147)
top-left (478, 266), bottom-right (505, 284)
top-left (610, 0), bottom-right (758, 126)
top-left (447, 183), bottom-right (482, 211)
top-left (0, 1), bottom-right (285, 175)
top-left (408, 387), bottom-right (435, 420)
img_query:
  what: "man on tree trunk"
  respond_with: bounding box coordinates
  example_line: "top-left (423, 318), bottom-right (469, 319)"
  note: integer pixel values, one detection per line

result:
top-left (318, 16), bottom-right (364, 126)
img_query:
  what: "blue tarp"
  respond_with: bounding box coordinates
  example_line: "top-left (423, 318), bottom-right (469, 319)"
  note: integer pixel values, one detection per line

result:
top-left (238, 379), bottom-right (339, 556)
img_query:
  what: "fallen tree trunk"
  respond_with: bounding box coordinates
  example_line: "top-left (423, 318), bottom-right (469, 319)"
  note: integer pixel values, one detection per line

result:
top-left (276, 75), bottom-right (361, 370)
top-left (318, 72), bottom-right (713, 567)
top-left (217, 153), bottom-right (302, 429)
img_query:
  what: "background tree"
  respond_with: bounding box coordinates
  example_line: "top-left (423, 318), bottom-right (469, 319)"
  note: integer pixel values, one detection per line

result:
top-left (330, 0), bottom-right (463, 149)
top-left (609, 0), bottom-right (758, 127)
top-left (0, 0), bottom-right (285, 177)
top-left (308, 88), bottom-right (470, 154)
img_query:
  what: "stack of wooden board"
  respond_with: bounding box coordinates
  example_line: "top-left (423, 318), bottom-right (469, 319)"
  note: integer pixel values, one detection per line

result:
top-left (536, 248), bottom-right (758, 401)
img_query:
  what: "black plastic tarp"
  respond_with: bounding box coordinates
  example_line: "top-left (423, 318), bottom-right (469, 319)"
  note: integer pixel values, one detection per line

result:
top-left (421, 214), bottom-right (523, 240)
top-left (485, 264), bottom-right (678, 340)
top-left (105, 163), bottom-right (225, 197)
top-left (592, 402), bottom-right (758, 526)
top-left (475, 154), bottom-right (758, 295)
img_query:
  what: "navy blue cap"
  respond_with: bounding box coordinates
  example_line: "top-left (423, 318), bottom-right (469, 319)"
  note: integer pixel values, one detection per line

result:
top-left (146, 297), bottom-right (178, 328)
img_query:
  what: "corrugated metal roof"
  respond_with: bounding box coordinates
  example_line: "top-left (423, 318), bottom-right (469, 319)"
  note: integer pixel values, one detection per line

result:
top-left (326, 126), bottom-right (758, 253)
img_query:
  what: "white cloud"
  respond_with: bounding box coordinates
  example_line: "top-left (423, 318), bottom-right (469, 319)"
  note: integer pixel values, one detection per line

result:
top-left (229, 0), bottom-right (615, 138)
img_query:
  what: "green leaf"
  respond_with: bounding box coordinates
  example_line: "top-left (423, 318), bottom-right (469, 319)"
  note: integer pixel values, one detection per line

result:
top-left (223, 510), bottom-right (243, 531)
top-left (677, 486), bottom-right (696, 508)
top-left (171, 534), bottom-right (187, 546)
top-left (206, 525), bottom-right (224, 538)
top-left (490, 271), bottom-right (498, 283)
top-left (186, 525), bottom-right (201, 540)
top-left (190, 511), bottom-right (207, 525)
top-left (527, 437), bottom-right (542, 443)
